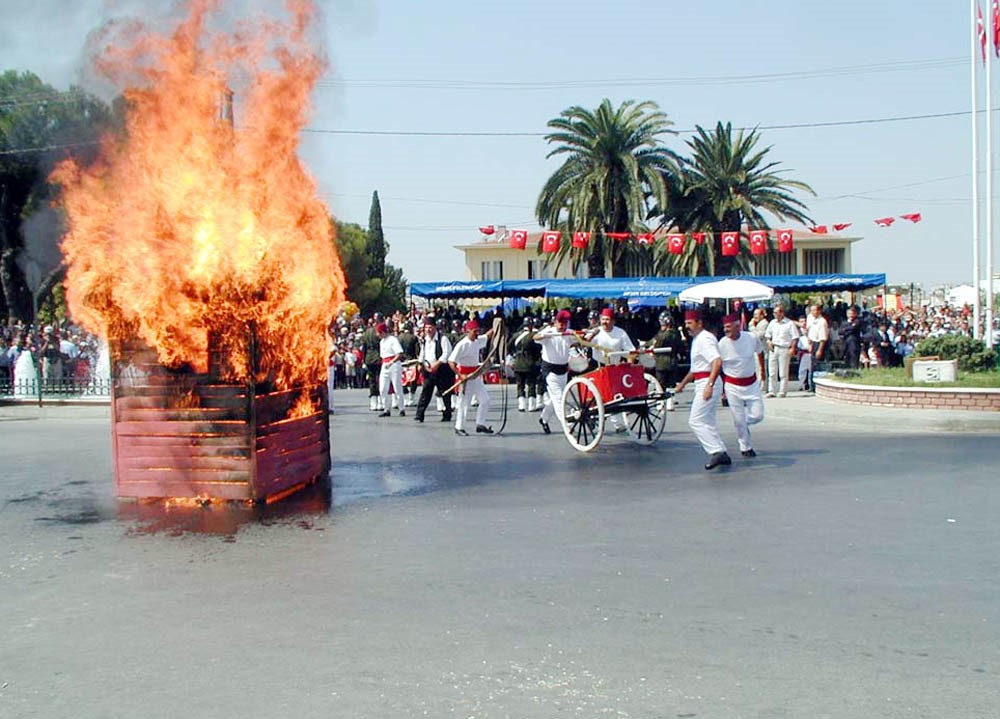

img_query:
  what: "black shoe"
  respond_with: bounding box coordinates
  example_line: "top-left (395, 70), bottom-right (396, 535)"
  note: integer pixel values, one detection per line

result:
top-left (539, 418), bottom-right (551, 435)
top-left (399, 411), bottom-right (405, 417)
top-left (704, 452), bottom-right (732, 470)
top-left (440, 413), bottom-right (452, 422)
top-left (475, 425), bottom-right (493, 434)
top-left (414, 415), bottom-right (424, 423)
top-left (741, 448), bottom-right (757, 458)
top-left (378, 411), bottom-right (391, 418)
top-left (454, 428), bottom-right (469, 436)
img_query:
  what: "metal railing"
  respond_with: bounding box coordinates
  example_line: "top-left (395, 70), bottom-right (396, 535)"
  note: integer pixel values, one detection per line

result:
top-left (0, 376), bottom-right (112, 402)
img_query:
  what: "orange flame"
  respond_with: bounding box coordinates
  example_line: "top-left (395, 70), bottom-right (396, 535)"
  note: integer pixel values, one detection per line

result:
top-left (53, 0), bottom-right (345, 389)
top-left (287, 390), bottom-right (319, 419)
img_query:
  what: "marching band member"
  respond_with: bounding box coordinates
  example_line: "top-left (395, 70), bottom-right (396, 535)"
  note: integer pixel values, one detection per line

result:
top-left (448, 319), bottom-right (495, 436)
top-left (414, 317), bottom-right (454, 423)
top-left (533, 309), bottom-right (580, 435)
top-left (674, 309), bottom-right (731, 470)
top-left (718, 313), bottom-right (765, 458)
top-left (589, 307), bottom-right (636, 365)
top-left (376, 322), bottom-right (405, 418)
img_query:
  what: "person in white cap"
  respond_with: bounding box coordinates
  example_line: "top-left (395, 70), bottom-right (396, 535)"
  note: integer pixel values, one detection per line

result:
top-left (533, 309), bottom-right (580, 434)
top-left (674, 309), bottom-right (730, 470)
top-left (718, 313), bottom-right (765, 458)
top-left (448, 319), bottom-right (496, 436)
top-left (376, 322), bottom-right (405, 418)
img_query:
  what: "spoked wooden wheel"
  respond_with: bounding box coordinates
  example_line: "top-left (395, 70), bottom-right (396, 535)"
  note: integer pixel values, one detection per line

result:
top-left (622, 375), bottom-right (667, 446)
top-left (561, 377), bottom-right (605, 452)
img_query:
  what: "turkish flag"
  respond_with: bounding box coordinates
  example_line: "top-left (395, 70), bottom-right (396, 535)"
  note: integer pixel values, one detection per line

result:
top-left (749, 230), bottom-right (768, 255)
top-left (571, 231), bottom-right (590, 249)
top-left (777, 229), bottom-right (794, 253)
top-left (720, 231), bottom-right (739, 256)
top-left (541, 230), bottom-right (561, 253)
top-left (993, 0), bottom-right (999, 56)
top-left (478, 225), bottom-right (495, 235)
top-left (900, 213), bottom-right (922, 223)
top-left (832, 223), bottom-right (852, 231)
top-left (980, 5), bottom-right (988, 64)
top-left (509, 229), bottom-right (528, 249)
top-left (691, 232), bottom-right (706, 245)
top-left (606, 231), bottom-right (631, 241)
top-left (874, 217), bottom-right (895, 227)
top-left (808, 225), bottom-right (828, 234)
top-left (667, 234), bottom-right (686, 254)
top-left (636, 233), bottom-right (654, 246)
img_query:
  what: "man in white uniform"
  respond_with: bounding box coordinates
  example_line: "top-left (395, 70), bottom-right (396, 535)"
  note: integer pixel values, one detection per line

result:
top-left (533, 309), bottom-right (580, 434)
top-left (377, 323), bottom-right (405, 417)
top-left (804, 304), bottom-right (829, 393)
top-left (718, 313), bottom-right (765, 458)
top-left (448, 319), bottom-right (494, 436)
top-left (674, 309), bottom-right (730, 470)
top-left (589, 308), bottom-right (636, 365)
top-left (764, 303), bottom-right (799, 397)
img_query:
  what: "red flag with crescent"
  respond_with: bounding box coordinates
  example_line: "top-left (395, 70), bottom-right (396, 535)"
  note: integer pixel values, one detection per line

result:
top-left (808, 225), bottom-right (828, 234)
top-left (571, 231), bottom-right (590, 249)
top-left (900, 213), bottom-right (922, 223)
top-left (509, 229), bottom-right (528, 249)
top-left (979, 4), bottom-right (988, 64)
top-left (993, 0), bottom-right (999, 57)
top-left (606, 231), bottom-right (631, 241)
top-left (720, 232), bottom-right (739, 256)
top-left (777, 229), bottom-right (794, 253)
top-left (636, 233), bottom-right (655, 246)
top-left (691, 232), bottom-right (706, 245)
top-left (832, 223), bottom-right (852, 231)
top-left (478, 225), bottom-right (495, 235)
top-left (749, 230), bottom-right (768, 255)
top-left (667, 234), bottom-right (685, 254)
top-left (541, 231), bottom-right (561, 253)
top-left (874, 217), bottom-right (895, 227)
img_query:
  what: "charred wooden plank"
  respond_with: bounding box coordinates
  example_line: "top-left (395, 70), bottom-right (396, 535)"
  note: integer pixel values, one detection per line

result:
top-left (117, 434), bottom-right (249, 449)
top-left (119, 455), bottom-right (251, 472)
top-left (116, 479), bottom-right (253, 502)
top-left (116, 407), bottom-right (246, 423)
top-left (114, 420), bottom-right (248, 436)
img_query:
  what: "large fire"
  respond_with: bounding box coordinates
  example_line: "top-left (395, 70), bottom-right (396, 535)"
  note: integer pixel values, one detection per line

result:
top-left (52, 0), bottom-right (344, 389)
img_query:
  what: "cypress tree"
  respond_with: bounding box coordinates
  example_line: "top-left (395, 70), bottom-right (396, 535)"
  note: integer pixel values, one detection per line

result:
top-left (366, 190), bottom-right (386, 280)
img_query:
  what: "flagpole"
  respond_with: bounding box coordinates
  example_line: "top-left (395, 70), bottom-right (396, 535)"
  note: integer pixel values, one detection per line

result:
top-left (973, 0), bottom-right (983, 340)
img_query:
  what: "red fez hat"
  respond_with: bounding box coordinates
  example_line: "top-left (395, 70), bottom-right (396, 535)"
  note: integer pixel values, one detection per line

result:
top-left (375, 323), bottom-right (388, 334)
top-left (555, 309), bottom-right (572, 321)
top-left (600, 308), bottom-right (614, 319)
top-left (722, 313), bottom-right (741, 325)
top-left (464, 319), bottom-right (480, 332)
top-left (684, 309), bottom-right (702, 322)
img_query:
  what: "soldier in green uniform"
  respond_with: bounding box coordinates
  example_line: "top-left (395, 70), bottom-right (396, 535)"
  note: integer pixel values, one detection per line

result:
top-left (361, 314), bottom-right (382, 411)
top-left (647, 311), bottom-right (683, 411)
top-left (512, 316), bottom-right (543, 412)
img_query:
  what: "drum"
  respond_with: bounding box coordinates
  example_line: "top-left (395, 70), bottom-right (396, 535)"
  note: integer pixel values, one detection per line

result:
top-left (636, 351), bottom-right (656, 369)
top-left (568, 347), bottom-right (590, 373)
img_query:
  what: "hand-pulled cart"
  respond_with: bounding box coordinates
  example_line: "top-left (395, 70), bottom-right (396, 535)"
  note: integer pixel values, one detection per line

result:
top-left (559, 350), bottom-right (673, 452)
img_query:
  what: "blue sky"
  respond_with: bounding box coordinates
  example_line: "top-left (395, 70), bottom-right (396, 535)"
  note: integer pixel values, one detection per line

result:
top-left (2, 0), bottom-right (989, 288)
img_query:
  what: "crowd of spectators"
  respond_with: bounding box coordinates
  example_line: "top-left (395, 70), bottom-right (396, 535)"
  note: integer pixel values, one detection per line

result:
top-left (1, 320), bottom-right (105, 387)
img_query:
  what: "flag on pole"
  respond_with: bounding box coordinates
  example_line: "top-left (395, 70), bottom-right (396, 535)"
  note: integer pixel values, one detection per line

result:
top-left (874, 217), bottom-right (895, 227)
top-left (720, 231), bottom-right (739, 256)
top-left (571, 231), bottom-right (590, 249)
top-left (541, 231), bottom-right (561, 252)
top-left (993, 0), bottom-right (999, 56)
top-left (979, 4), bottom-right (988, 64)
top-left (478, 225), bottom-right (495, 235)
top-left (777, 229), bottom-right (794, 253)
top-left (808, 225), bottom-right (828, 234)
top-left (509, 229), bottom-right (528, 249)
top-left (900, 213), bottom-right (922, 223)
top-left (667, 234), bottom-right (686, 254)
top-left (749, 230), bottom-right (768, 255)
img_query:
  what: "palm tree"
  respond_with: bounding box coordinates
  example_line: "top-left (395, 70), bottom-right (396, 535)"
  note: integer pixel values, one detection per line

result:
top-left (536, 99), bottom-right (679, 277)
top-left (652, 122), bottom-right (815, 277)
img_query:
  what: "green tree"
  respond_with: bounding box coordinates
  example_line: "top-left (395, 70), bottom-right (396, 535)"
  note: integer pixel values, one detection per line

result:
top-left (653, 122), bottom-right (814, 277)
top-left (1, 71), bottom-right (115, 321)
top-left (333, 218), bottom-right (406, 316)
top-left (535, 99), bottom-right (679, 277)
top-left (365, 190), bottom-right (386, 280)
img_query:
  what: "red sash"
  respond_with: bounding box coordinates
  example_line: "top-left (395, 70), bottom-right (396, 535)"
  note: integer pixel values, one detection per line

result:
top-left (692, 371), bottom-right (711, 380)
top-left (381, 357), bottom-right (397, 365)
top-left (722, 373), bottom-right (756, 386)
top-left (457, 365), bottom-right (479, 374)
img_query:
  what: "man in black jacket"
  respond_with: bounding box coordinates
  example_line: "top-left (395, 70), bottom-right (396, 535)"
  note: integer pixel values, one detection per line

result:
top-left (414, 317), bottom-right (455, 423)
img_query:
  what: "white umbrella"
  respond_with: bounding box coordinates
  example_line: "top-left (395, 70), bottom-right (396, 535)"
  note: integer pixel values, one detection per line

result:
top-left (678, 278), bottom-right (774, 304)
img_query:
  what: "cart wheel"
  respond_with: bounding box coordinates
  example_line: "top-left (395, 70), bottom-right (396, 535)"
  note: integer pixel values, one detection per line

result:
top-left (561, 376), bottom-right (605, 452)
top-left (623, 375), bottom-right (667, 445)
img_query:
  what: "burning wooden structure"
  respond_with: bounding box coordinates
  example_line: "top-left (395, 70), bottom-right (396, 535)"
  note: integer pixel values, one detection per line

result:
top-left (110, 329), bottom-right (330, 503)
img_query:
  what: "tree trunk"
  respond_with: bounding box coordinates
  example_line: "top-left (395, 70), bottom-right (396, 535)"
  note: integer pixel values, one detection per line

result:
top-left (0, 187), bottom-right (31, 322)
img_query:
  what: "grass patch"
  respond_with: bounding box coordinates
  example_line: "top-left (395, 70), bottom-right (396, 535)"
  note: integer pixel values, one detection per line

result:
top-left (832, 367), bottom-right (1000, 388)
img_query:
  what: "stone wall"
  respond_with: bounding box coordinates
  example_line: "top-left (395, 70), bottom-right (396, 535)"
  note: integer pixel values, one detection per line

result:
top-left (815, 378), bottom-right (1000, 411)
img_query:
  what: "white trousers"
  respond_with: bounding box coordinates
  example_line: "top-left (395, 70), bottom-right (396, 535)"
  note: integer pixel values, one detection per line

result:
top-left (379, 362), bottom-right (403, 411)
top-left (767, 347), bottom-right (791, 395)
top-left (456, 376), bottom-right (489, 431)
top-left (540, 371), bottom-right (568, 428)
top-left (688, 379), bottom-right (726, 455)
top-left (724, 380), bottom-right (764, 452)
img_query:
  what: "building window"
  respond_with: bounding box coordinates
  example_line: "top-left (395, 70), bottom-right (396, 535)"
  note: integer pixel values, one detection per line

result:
top-left (527, 260), bottom-right (550, 280)
top-left (804, 249), bottom-right (844, 274)
top-left (481, 260), bottom-right (503, 280)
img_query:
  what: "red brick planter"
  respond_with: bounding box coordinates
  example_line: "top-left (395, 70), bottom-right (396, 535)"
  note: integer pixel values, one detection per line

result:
top-left (814, 377), bottom-right (1000, 411)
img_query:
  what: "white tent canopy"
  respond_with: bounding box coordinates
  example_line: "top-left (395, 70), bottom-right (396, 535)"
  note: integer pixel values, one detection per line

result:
top-left (678, 278), bottom-right (775, 304)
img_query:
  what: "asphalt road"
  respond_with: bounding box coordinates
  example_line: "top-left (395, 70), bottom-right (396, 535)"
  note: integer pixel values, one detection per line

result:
top-left (1, 390), bottom-right (997, 718)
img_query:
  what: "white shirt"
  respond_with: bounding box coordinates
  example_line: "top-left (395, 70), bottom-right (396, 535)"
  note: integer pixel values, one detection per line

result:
top-left (765, 317), bottom-right (799, 348)
top-left (535, 326), bottom-right (579, 364)
top-left (590, 325), bottom-right (635, 365)
top-left (748, 316), bottom-right (769, 341)
top-left (449, 335), bottom-right (487, 368)
top-left (379, 335), bottom-right (404, 361)
top-left (719, 331), bottom-right (762, 378)
top-left (420, 331), bottom-right (453, 365)
top-left (689, 329), bottom-right (721, 375)
top-left (806, 314), bottom-right (829, 343)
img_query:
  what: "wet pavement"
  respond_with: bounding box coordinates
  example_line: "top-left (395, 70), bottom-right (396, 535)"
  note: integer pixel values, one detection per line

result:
top-left (1, 390), bottom-right (998, 718)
